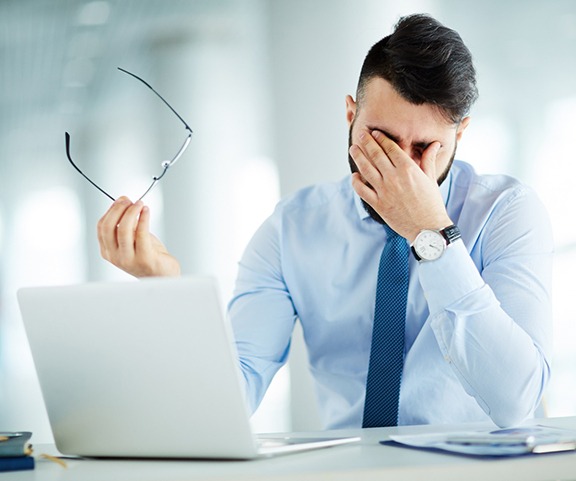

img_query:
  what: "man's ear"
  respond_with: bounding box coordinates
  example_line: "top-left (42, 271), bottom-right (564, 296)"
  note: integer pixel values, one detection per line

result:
top-left (456, 116), bottom-right (471, 142)
top-left (345, 95), bottom-right (357, 127)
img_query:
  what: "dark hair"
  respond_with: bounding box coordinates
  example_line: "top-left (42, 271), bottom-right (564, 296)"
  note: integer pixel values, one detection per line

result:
top-left (357, 14), bottom-right (478, 123)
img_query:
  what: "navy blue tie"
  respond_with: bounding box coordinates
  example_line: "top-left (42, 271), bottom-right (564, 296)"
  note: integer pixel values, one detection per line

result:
top-left (362, 225), bottom-right (409, 428)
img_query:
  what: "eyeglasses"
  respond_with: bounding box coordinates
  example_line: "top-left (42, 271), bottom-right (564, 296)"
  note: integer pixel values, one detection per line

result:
top-left (65, 67), bottom-right (193, 202)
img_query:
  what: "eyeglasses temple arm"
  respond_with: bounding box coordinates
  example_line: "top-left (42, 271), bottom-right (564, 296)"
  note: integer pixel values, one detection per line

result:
top-left (117, 67), bottom-right (193, 134)
top-left (65, 132), bottom-right (116, 202)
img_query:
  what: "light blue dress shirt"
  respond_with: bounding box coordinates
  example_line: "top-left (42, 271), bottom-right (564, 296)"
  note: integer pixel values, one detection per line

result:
top-left (228, 160), bottom-right (553, 429)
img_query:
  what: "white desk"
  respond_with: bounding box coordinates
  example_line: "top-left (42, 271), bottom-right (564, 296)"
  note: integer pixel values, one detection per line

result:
top-left (11, 417), bottom-right (576, 481)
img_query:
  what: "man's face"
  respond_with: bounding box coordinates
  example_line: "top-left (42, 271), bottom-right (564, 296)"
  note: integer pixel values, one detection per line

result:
top-left (347, 78), bottom-right (469, 222)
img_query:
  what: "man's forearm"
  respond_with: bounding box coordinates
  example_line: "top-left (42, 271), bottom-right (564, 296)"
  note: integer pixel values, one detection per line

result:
top-left (418, 241), bottom-right (553, 427)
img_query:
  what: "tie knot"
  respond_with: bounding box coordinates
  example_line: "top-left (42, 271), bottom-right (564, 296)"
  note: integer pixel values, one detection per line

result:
top-left (384, 224), bottom-right (400, 239)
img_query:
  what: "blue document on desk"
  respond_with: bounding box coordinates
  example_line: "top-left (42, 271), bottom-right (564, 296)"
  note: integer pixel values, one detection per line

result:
top-left (0, 432), bottom-right (34, 472)
top-left (384, 425), bottom-right (576, 457)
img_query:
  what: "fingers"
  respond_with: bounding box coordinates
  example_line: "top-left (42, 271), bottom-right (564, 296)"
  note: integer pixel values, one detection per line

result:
top-left (96, 198), bottom-right (182, 278)
top-left (350, 129), bottom-right (451, 240)
top-left (349, 132), bottom-right (389, 189)
top-left (351, 172), bottom-right (378, 206)
top-left (97, 196), bottom-right (144, 262)
top-left (116, 202), bottom-right (144, 254)
top-left (134, 205), bottom-right (152, 255)
top-left (352, 129), bottom-right (441, 177)
top-left (420, 141), bottom-right (442, 180)
top-left (369, 130), bottom-right (405, 167)
top-left (349, 131), bottom-right (402, 184)
top-left (97, 197), bottom-right (129, 256)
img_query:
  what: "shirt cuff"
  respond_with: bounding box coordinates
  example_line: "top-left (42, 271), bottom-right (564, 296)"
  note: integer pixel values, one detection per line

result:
top-left (417, 239), bottom-right (485, 315)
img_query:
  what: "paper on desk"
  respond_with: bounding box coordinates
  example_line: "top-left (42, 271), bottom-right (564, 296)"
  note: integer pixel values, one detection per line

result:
top-left (386, 425), bottom-right (576, 456)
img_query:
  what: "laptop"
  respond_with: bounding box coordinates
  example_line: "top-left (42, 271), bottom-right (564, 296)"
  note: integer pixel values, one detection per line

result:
top-left (17, 276), bottom-right (359, 459)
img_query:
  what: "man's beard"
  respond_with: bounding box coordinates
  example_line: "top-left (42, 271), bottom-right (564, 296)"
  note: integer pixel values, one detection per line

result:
top-left (348, 127), bottom-right (456, 225)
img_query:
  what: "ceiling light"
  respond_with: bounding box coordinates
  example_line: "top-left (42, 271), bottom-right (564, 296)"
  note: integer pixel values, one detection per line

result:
top-left (76, 1), bottom-right (111, 26)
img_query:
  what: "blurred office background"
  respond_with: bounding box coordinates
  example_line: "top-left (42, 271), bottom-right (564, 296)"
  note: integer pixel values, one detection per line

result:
top-left (1, 0), bottom-right (575, 441)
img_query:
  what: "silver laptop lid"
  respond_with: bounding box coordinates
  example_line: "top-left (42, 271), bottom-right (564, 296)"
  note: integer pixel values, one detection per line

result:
top-left (18, 276), bottom-right (259, 459)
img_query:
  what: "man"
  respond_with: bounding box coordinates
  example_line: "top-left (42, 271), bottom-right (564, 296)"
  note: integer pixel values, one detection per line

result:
top-left (98, 14), bottom-right (553, 429)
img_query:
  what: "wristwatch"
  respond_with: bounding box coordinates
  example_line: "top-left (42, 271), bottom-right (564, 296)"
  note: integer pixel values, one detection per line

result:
top-left (411, 224), bottom-right (461, 262)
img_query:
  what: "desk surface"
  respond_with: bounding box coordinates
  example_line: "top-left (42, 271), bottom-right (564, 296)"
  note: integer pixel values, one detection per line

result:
top-left (11, 417), bottom-right (576, 481)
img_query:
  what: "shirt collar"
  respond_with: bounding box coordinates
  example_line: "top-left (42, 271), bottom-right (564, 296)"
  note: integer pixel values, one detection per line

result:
top-left (351, 169), bottom-right (453, 222)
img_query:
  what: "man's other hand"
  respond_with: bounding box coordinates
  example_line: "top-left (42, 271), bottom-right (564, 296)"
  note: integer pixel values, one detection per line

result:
top-left (97, 196), bottom-right (181, 278)
top-left (349, 130), bottom-right (452, 242)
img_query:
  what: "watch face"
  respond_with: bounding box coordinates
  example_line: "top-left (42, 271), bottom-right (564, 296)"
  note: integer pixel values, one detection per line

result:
top-left (414, 230), bottom-right (446, 261)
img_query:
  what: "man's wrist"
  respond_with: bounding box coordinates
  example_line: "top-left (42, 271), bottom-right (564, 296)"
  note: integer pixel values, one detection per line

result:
top-left (417, 240), bottom-right (485, 316)
top-left (407, 216), bottom-right (454, 243)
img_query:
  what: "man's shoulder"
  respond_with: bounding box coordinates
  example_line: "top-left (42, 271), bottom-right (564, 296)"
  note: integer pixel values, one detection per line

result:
top-left (277, 176), bottom-right (352, 213)
top-left (449, 161), bottom-right (547, 238)
top-left (451, 160), bottom-right (529, 197)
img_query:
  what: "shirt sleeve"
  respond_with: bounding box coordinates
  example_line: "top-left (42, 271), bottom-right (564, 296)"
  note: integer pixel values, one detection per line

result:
top-left (227, 209), bottom-right (297, 414)
top-left (419, 186), bottom-right (553, 427)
